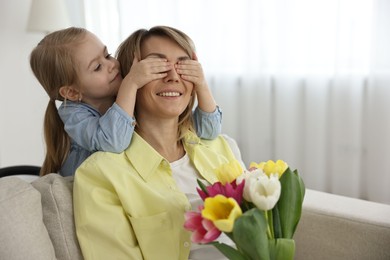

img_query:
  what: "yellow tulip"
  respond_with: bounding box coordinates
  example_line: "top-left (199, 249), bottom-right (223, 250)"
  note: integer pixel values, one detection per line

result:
top-left (250, 160), bottom-right (288, 178)
top-left (214, 160), bottom-right (243, 185)
top-left (202, 195), bottom-right (242, 232)
top-left (249, 161), bottom-right (265, 170)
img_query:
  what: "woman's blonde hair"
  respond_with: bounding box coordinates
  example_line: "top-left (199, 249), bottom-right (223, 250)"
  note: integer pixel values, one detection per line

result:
top-left (116, 26), bottom-right (196, 139)
top-left (30, 27), bottom-right (87, 176)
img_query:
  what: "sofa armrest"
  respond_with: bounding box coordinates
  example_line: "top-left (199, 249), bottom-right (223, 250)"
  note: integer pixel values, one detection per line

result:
top-left (294, 189), bottom-right (390, 260)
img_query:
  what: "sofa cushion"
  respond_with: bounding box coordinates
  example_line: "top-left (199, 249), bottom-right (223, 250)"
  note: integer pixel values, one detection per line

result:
top-left (294, 189), bottom-right (390, 260)
top-left (0, 177), bottom-right (56, 260)
top-left (32, 173), bottom-right (83, 260)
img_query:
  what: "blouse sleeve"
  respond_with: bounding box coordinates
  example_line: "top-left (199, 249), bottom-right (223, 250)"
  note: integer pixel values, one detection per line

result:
top-left (73, 159), bottom-right (143, 260)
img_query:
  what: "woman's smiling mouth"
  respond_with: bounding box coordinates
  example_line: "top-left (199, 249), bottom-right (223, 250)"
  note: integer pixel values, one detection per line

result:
top-left (157, 91), bottom-right (181, 97)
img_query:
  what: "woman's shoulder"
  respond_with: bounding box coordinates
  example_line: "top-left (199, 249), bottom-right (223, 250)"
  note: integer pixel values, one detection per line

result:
top-left (199, 134), bottom-right (237, 147)
top-left (198, 134), bottom-right (245, 167)
top-left (83, 150), bottom-right (125, 164)
top-left (75, 150), bottom-right (131, 179)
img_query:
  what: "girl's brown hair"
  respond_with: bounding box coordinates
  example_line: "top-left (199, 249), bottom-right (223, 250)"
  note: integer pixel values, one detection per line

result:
top-left (30, 27), bottom-right (87, 176)
top-left (116, 26), bottom-right (196, 139)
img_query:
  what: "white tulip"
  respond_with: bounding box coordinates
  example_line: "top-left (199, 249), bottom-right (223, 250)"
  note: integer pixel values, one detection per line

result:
top-left (247, 173), bottom-right (281, 211)
top-left (236, 169), bottom-right (263, 202)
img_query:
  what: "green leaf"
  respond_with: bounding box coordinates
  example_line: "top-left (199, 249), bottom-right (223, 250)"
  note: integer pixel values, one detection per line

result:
top-left (296, 169), bottom-right (306, 201)
top-left (268, 239), bottom-right (295, 260)
top-left (197, 178), bottom-right (208, 195)
top-left (272, 206), bottom-right (282, 238)
top-left (276, 168), bottom-right (305, 239)
top-left (210, 242), bottom-right (249, 260)
top-left (233, 208), bottom-right (270, 260)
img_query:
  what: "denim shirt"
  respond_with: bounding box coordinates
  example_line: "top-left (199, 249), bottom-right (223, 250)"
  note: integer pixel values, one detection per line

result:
top-left (58, 101), bottom-right (222, 176)
top-left (58, 101), bottom-right (135, 176)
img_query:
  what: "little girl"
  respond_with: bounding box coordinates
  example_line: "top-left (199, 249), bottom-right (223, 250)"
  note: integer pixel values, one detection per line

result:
top-left (30, 27), bottom-right (222, 177)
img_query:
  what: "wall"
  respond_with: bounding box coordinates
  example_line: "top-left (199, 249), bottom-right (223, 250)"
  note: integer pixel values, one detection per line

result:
top-left (0, 0), bottom-right (83, 167)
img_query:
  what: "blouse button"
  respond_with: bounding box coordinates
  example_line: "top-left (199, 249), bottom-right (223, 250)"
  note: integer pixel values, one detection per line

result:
top-left (184, 241), bottom-right (190, 248)
top-left (161, 160), bottom-right (169, 168)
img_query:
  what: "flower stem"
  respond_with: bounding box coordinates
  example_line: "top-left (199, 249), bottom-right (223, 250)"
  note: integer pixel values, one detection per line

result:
top-left (265, 210), bottom-right (274, 239)
top-left (242, 200), bottom-right (252, 212)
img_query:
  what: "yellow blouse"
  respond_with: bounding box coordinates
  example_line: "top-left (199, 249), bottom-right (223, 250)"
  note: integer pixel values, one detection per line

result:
top-left (73, 132), bottom-right (237, 260)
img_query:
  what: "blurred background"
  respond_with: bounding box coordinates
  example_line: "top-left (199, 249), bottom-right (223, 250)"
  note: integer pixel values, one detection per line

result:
top-left (1, 0), bottom-right (389, 204)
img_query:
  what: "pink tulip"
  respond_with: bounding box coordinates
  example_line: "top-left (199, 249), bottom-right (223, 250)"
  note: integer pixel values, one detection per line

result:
top-left (184, 210), bottom-right (221, 243)
top-left (197, 180), bottom-right (245, 205)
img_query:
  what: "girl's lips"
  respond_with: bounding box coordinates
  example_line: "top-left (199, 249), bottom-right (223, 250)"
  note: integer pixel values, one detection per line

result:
top-left (111, 73), bottom-right (121, 82)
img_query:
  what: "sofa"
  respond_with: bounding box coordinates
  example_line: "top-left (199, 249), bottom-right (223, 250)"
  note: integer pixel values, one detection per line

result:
top-left (0, 173), bottom-right (389, 260)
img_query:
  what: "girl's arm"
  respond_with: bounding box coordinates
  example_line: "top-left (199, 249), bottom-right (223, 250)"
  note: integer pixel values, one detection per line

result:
top-left (175, 54), bottom-right (222, 139)
top-left (59, 101), bottom-right (135, 153)
top-left (193, 106), bottom-right (222, 140)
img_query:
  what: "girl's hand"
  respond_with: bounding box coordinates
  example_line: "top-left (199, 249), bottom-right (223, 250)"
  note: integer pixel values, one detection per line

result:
top-left (175, 53), bottom-right (208, 92)
top-left (175, 53), bottom-right (217, 113)
top-left (116, 57), bottom-right (173, 117)
top-left (125, 57), bottom-right (173, 89)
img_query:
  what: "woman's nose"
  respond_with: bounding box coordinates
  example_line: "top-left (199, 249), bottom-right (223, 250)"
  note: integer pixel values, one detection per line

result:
top-left (164, 67), bottom-right (180, 82)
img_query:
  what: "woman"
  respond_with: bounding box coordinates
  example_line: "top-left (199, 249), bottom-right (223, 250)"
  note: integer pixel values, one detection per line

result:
top-left (73, 26), bottom-right (243, 260)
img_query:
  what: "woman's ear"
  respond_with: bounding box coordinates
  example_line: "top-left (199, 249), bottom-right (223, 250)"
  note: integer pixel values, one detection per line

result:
top-left (59, 86), bottom-right (81, 102)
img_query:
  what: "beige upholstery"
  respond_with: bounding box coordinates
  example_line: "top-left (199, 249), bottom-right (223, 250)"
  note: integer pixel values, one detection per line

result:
top-left (295, 189), bottom-right (390, 260)
top-left (0, 173), bottom-right (389, 259)
top-left (0, 174), bottom-right (82, 260)
top-left (32, 174), bottom-right (82, 260)
top-left (0, 177), bottom-right (57, 260)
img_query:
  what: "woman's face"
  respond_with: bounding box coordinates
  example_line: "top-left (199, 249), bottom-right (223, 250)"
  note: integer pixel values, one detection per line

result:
top-left (135, 36), bottom-right (194, 121)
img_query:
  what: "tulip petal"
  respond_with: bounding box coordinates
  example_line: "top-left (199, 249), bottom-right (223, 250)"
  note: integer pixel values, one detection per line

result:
top-left (248, 173), bottom-right (281, 211)
top-left (184, 211), bottom-right (221, 243)
top-left (202, 219), bottom-right (221, 242)
top-left (202, 195), bottom-right (242, 232)
top-left (214, 160), bottom-right (243, 185)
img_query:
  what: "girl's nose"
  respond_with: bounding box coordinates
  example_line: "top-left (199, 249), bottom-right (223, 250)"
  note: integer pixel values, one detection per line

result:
top-left (107, 58), bottom-right (118, 72)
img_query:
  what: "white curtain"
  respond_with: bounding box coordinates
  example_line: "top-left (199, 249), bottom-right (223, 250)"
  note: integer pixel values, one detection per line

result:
top-left (83, 0), bottom-right (390, 204)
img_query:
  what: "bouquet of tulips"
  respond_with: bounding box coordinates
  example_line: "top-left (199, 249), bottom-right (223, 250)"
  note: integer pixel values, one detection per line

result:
top-left (183, 160), bottom-right (305, 260)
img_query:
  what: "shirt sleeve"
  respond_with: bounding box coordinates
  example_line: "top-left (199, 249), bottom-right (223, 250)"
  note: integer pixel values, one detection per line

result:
top-left (73, 160), bottom-right (143, 260)
top-left (193, 106), bottom-right (222, 140)
top-left (61, 102), bottom-right (136, 153)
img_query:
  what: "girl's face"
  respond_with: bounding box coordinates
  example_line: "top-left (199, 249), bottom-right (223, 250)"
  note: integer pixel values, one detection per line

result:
top-left (135, 36), bottom-right (194, 121)
top-left (72, 32), bottom-right (122, 107)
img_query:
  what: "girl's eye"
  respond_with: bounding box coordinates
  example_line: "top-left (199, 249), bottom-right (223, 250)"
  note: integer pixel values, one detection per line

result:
top-left (93, 54), bottom-right (111, 71)
top-left (94, 64), bottom-right (101, 71)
